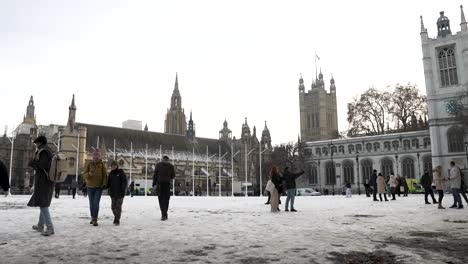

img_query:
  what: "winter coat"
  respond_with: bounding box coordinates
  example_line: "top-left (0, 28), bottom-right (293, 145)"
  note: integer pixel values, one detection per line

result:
top-left (377, 175), bottom-right (386, 194)
top-left (271, 172), bottom-right (283, 193)
top-left (389, 175), bottom-right (397, 188)
top-left (369, 173), bottom-right (378, 187)
top-left (420, 172), bottom-right (432, 188)
top-left (0, 160), bottom-right (10, 192)
top-left (433, 171), bottom-right (444, 191)
top-left (70, 180), bottom-right (78, 189)
top-left (449, 166), bottom-right (461, 189)
top-left (83, 160), bottom-right (108, 188)
top-left (265, 180), bottom-right (275, 193)
top-left (107, 168), bottom-right (128, 198)
top-left (283, 169), bottom-right (304, 190)
top-left (400, 177), bottom-right (409, 190)
top-left (152, 161), bottom-right (175, 185)
top-left (27, 145), bottom-right (54, 207)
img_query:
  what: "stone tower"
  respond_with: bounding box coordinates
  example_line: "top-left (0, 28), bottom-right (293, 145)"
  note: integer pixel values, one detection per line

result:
top-left (23, 96), bottom-right (35, 125)
top-left (186, 111), bottom-right (195, 141)
top-left (420, 7), bottom-right (468, 172)
top-left (219, 119), bottom-right (232, 141)
top-left (299, 70), bottom-right (338, 142)
top-left (164, 74), bottom-right (187, 135)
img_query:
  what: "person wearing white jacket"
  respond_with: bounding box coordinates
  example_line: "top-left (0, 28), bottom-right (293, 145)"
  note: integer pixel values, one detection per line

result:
top-left (389, 173), bottom-right (397, 200)
top-left (448, 161), bottom-right (463, 209)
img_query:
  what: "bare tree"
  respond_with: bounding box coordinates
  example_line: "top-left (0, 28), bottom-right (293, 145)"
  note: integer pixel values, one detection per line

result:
top-left (347, 88), bottom-right (391, 135)
top-left (389, 84), bottom-right (427, 130)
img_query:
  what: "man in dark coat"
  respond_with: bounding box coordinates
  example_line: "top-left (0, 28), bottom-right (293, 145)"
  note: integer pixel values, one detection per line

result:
top-left (283, 167), bottom-right (305, 212)
top-left (107, 160), bottom-right (128, 226)
top-left (27, 135), bottom-right (54, 236)
top-left (0, 160), bottom-right (10, 195)
top-left (153, 156), bottom-right (175, 221)
top-left (420, 170), bottom-right (437, 204)
top-left (369, 170), bottom-right (378, 201)
top-left (129, 181), bottom-right (135, 197)
top-left (271, 169), bottom-right (283, 211)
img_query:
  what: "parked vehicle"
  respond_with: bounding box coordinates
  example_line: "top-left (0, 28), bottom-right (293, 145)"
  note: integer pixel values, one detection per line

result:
top-left (296, 188), bottom-right (321, 196)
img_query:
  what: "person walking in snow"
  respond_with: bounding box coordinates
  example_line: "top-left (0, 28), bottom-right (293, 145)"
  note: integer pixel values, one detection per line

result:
top-left (107, 160), bottom-right (128, 226)
top-left (345, 182), bottom-right (352, 198)
top-left (395, 174), bottom-right (402, 197)
top-left (0, 159), bottom-right (10, 195)
top-left (433, 165), bottom-right (446, 209)
top-left (83, 149), bottom-right (108, 226)
top-left (27, 136), bottom-right (55, 236)
top-left (389, 172), bottom-right (397, 200)
top-left (377, 173), bottom-right (388, 202)
top-left (267, 166), bottom-right (281, 212)
top-left (153, 155), bottom-right (175, 221)
top-left (400, 176), bottom-right (409, 197)
top-left (71, 179), bottom-right (78, 199)
top-left (420, 170), bottom-right (437, 205)
top-left (283, 167), bottom-right (304, 212)
top-left (448, 161), bottom-right (463, 209)
top-left (54, 182), bottom-right (61, 199)
top-left (369, 170), bottom-right (378, 201)
top-left (129, 181), bottom-right (135, 197)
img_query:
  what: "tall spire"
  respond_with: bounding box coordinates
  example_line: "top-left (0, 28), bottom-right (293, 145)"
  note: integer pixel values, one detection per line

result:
top-left (67, 94), bottom-right (77, 132)
top-left (70, 94), bottom-right (76, 110)
top-left (420, 15), bottom-right (427, 33)
top-left (461, 5), bottom-right (467, 32)
top-left (462, 5), bottom-right (466, 23)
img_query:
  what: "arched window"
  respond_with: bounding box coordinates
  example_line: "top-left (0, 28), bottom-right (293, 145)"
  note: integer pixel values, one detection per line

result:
top-left (373, 142), bottom-right (380, 152)
top-left (322, 147), bottom-right (328, 156)
top-left (392, 140), bottom-right (399, 150)
top-left (69, 157), bottom-right (75, 167)
top-left (361, 159), bottom-right (373, 183)
top-left (402, 157), bottom-right (415, 178)
top-left (356, 144), bottom-right (362, 152)
top-left (403, 139), bottom-right (411, 150)
top-left (412, 139), bottom-right (420, 149)
top-left (309, 163), bottom-right (318, 184)
top-left (331, 146), bottom-right (337, 155)
top-left (381, 158), bottom-right (394, 177)
top-left (366, 143), bottom-right (372, 152)
top-left (325, 161), bottom-right (336, 185)
top-left (348, 144), bottom-right (355, 154)
top-left (438, 47), bottom-right (458, 87)
top-left (423, 138), bottom-right (431, 148)
top-left (338, 145), bottom-right (345, 154)
top-left (447, 126), bottom-right (464, 152)
top-left (315, 148), bottom-right (321, 156)
top-left (423, 155), bottom-right (432, 178)
top-left (384, 141), bottom-right (391, 151)
top-left (342, 160), bottom-right (354, 184)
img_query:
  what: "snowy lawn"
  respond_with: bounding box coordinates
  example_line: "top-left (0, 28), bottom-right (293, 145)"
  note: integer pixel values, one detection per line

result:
top-left (1, 194), bottom-right (467, 264)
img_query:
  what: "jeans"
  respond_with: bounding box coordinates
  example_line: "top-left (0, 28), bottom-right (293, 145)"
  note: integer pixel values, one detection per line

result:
top-left (452, 188), bottom-right (463, 207)
top-left (285, 189), bottom-right (296, 210)
top-left (87, 187), bottom-right (103, 218)
top-left (158, 183), bottom-right (171, 217)
top-left (424, 186), bottom-right (436, 203)
top-left (38, 207), bottom-right (53, 228)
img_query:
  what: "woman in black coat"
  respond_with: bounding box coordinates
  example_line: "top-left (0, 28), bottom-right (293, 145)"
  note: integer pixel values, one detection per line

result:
top-left (27, 136), bottom-right (55, 236)
top-left (107, 160), bottom-right (128, 225)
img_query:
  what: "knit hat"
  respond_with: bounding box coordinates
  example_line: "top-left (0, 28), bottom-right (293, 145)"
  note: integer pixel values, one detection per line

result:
top-left (110, 160), bottom-right (118, 167)
top-left (33, 135), bottom-right (47, 145)
top-left (93, 149), bottom-right (101, 159)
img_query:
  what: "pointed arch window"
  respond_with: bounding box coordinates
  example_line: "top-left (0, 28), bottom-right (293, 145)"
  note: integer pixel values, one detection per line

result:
top-left (342, 160), bottom-right (354, 184)
top-left (381, 158), bottom-right (394, 177)
top-left (325, 161), bottom-right (336, 185)
top-left (309, 163), bottom-right (318, 184)
top-left (438, 46), bottom-right (458, 87)
top-left (361, 159), bottom-right (373, 183)
top-left (402, 157), bottom-right (415, 178)
top-left (447, 125), bottom-right (464, 152)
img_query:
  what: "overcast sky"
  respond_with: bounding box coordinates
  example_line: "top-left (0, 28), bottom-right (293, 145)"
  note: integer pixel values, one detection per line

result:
top-left (0, 0), bottom-right (463, 144)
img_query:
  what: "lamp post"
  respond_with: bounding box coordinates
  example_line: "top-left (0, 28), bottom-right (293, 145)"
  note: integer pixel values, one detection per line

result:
top-left (71, 133), bottom-right (80, 182)
top-left (416, 152), bottom-right (421, 177)
top-left (356, 150), bottom-right (361, 195)
top-left (329, 141), bottom-right (335, 195)
top-left (395, 154), bottom-right (399, 176)
top-left (7, 133), bottom-right (15, 196)
top-left (218, 145), bottom-right (228, 197)
top-left (231, 142), bottom-right (240, 196)
top-left (244, 141), bottom-right (256, 197)
top-left (464, 141), bottom-right (468, 169)
top-left (259, 144), bottom-right (269, 197)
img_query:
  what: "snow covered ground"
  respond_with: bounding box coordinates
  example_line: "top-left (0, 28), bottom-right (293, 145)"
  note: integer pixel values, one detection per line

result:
top-left (1, 194), bottom-right (467, 264)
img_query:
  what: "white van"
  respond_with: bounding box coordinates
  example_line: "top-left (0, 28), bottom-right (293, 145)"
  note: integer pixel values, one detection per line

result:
top-left (296, 188), bottom-right (321, 196)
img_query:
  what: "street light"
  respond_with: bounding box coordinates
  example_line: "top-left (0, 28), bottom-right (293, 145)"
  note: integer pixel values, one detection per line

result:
top-left (464, 141), bottom-right (468, 169)
top-left (259, 144), bottom-right (269, 197)
top-left (7, 132), bottom-right (15, 196)
top-left (329, 140), bottom-right (335, 196)
top-left (245, 141), bottom-right (255, 197)
top-left (231, 142), bottom-right (240, 196)
top-left (218, 145), bottom-right (228, 197)
top-left (416, 152), bottom-right (421, 177)
top-left (356, 150), bottom-right (361, 195)
top-left (395, 154), bottom-right (399, 176)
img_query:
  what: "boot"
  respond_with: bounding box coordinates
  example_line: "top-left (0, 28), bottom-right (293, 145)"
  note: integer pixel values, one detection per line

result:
top-left (438, 204), bottom-right (445, 209)
top-left (32, 225), bottom-right (44, 232)
top-left (92, 218), bottom-right (98, 226)
top-left (41, 227), bottom-right (55, 236)
top-left (291, 208), bottom-right (297, 212)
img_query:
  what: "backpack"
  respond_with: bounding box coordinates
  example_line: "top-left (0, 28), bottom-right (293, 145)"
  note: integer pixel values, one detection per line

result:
top-left (47, 153), bottom-right (69, 183)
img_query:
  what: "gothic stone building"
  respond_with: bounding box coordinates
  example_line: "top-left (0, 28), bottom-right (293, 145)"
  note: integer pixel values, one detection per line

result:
top-left (420, 7), bottom-right (468, 175)
top-left (299, 70), bottom-right (338, 142)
